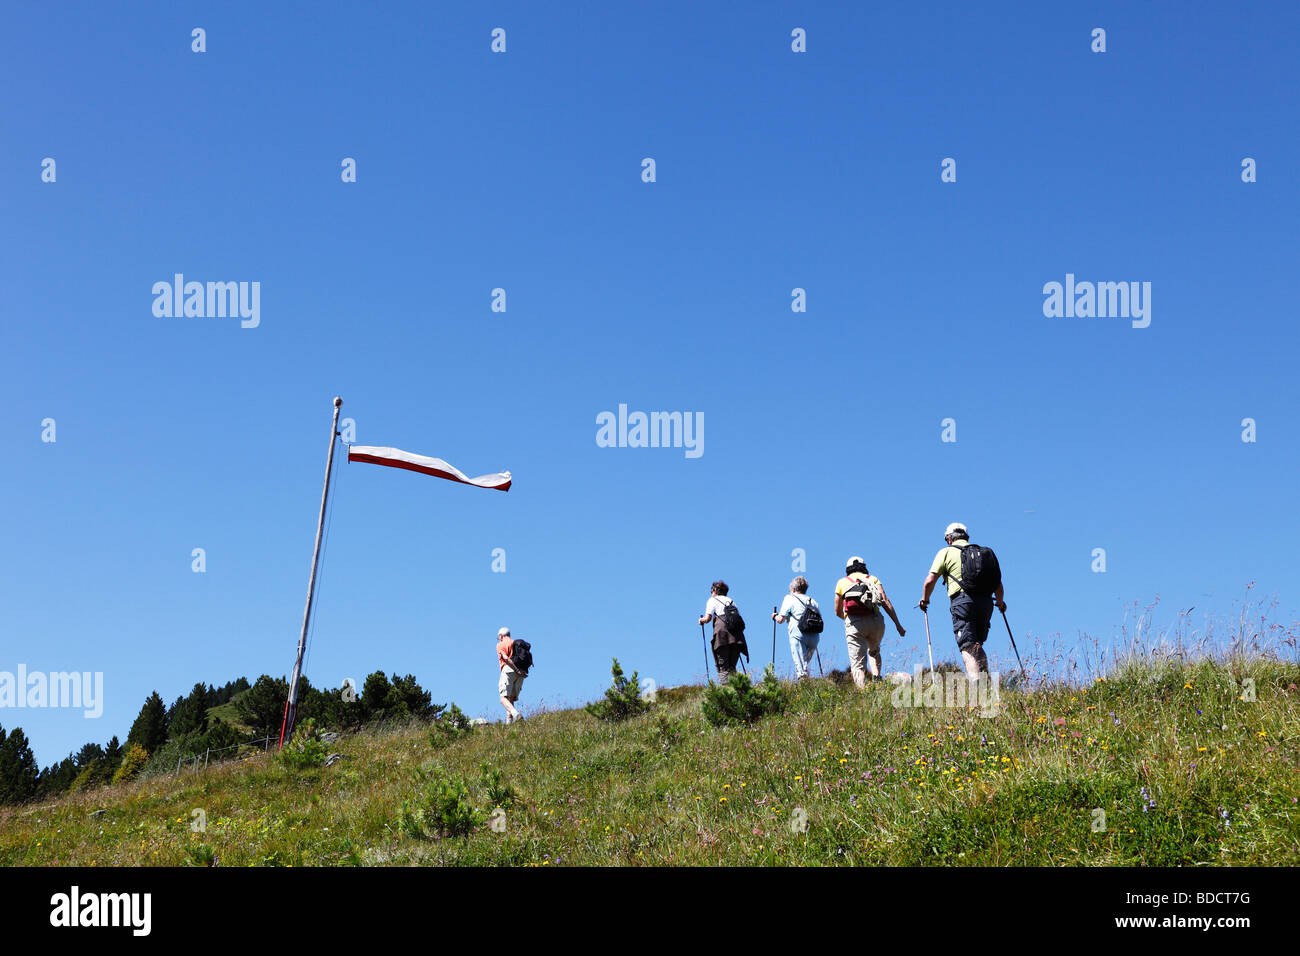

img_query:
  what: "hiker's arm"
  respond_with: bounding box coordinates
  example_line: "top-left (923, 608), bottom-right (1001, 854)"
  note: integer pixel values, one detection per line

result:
top-left (699, 612), bottom-right (713, 625)
top-left (881, 592), bottom-right (906, 636)
top-left (834, 593), bottom-right (845, 619)
top-left (774, 612), bottom-right (788, 623)
top-left (995, 583), bottom-right (1006, 613)
top-left (919, 573), bottom-right (939, 610)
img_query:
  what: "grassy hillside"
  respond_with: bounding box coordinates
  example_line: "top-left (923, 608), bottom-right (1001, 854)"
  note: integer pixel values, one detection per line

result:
top-left (2, 656), bottom-right (1296, 866)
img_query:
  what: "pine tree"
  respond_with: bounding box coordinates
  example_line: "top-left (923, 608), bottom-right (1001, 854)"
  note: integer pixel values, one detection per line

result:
top-left (126, 691), bottom-right (168, 753)
top-left (0, 725), bottom-right (40, 805)
top-left (233, 676), bottom-right (290, 738)
top-left (586, 659), bottom-right (652, 722)
top-left (37, 755), bottom-right (79, 797)
top-left (168, 683), bottom-right (211, 737)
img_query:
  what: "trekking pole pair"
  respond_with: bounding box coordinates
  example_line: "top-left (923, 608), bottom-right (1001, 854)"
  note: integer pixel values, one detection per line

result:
top-left (919, 602), bottom-right (1027, 682)
top-left (700, 621), bottom-right (748, 680)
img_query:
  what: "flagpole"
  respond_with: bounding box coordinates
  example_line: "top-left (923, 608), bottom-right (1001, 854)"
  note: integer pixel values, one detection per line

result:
top-left (279, 396), bottom-right (343, 747)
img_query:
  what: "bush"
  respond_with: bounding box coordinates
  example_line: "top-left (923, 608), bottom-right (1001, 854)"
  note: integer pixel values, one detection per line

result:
top-left (111, 744), bottom-right (150, 785)
top-left (479, 763), bottom-right (516, 808)
top-left (702, 664), bottom-right (788, 726)
top-left (279, 719), bottom-right (328, 770)
top-left (184, 843), bottom-right (217, 867)
top-left (398, 767), bottom-right (482, 838)
top-left (586, 658), bottom-right (652, 722)
top-left (429, 703), bottom-right (473, 750)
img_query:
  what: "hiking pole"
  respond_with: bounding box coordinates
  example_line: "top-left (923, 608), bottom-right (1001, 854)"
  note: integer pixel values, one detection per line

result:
top-left (771, 606), bottom-right (778, 669)
top-left (1000, 608), bottom-right (1027, 681)
top-left (815, 649), bottom-right (824, 677)
top-left (700, 623), bottom-right (711, 682)
top-left (920, 604), bottom-right (935, 677)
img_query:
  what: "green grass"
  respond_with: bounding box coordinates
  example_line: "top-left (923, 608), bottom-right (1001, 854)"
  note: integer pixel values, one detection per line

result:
top-left (2, 656), bottom-right (1296, 866)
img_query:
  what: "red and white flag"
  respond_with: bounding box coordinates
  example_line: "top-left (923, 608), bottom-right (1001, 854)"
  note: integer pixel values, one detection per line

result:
top-left (347, 445), bottom-right (512, 491)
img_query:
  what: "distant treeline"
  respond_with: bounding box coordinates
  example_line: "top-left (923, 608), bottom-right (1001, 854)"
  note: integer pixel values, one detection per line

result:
top-left (0, 671), bottom-right (443, 806)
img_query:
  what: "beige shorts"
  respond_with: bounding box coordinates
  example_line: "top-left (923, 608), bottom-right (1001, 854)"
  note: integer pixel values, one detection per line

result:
top-left (498, 666), bottom-right (525, 701)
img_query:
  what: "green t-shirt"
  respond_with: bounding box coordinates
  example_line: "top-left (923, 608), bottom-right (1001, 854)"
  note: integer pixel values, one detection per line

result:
top-left (929, 541), bottom-right (968, 597)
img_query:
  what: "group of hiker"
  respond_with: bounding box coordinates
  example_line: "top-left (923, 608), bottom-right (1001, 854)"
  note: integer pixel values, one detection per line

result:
top-left (700, 523), bottom-right (1007, 687)
top-left (496, 522), bottom-right (1007, 722)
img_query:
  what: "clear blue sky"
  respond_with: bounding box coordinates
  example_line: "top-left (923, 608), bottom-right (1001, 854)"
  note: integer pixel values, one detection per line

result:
top-left (3, 2), bottom-right (1296, 767)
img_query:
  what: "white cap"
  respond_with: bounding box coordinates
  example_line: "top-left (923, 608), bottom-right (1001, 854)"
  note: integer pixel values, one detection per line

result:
top-left (498, 626), bottom-right (510, 637)
top-left (945, 522), bottom-right (968, 539)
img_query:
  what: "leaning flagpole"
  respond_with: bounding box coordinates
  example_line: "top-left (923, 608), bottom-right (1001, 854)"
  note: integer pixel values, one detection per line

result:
top-left (279, 396), bottom-right (344, 747)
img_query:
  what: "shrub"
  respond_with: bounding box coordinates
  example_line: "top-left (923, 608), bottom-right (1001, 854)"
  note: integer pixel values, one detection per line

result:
top-left (279, 719), bottom-right (328, 770)
top-left (111, 744), bottom-right (150, 784)
top-left (184, 843), bottom-right (217, 867)
top-left (429, 703), bottom-right (473, 750)
top-left (479, 763), bottom-right (516, 808)
top-left (399, 768), bottom-right (482, 838)
top-left (702, 664), bottom-right (788, 726)
top-left (586, 658), bottom-right (652, 722)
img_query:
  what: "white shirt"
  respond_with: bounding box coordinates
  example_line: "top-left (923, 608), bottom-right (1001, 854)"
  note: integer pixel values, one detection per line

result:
top-left (705, 594), bottom-right (733, 621)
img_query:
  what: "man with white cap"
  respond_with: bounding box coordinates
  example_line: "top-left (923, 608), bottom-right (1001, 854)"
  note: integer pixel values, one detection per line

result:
top-left (496, 626), bottom-right (526, 723)
top-left (919, 523), bottom-right (1006, 681)
top-left (834, 556), bottom-right (906, 688)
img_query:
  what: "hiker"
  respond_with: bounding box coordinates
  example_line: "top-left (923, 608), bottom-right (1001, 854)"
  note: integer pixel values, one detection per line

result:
top-left (699, 580), bottom-right (748, 679)
top-left (496, 626), bottom-right (526, 723)
top-left (918, 522), bottom-right (1006, 682)
top-left (834, 556), bottom-right (906, 688)
top-left (773, 576), bottom-right (822, 679)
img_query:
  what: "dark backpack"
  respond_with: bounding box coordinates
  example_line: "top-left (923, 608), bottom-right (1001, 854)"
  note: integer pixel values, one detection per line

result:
top-left (719, 601), bottom-right (746, 639)
top-left (509, 638), bottom-right (533, 675)
top-left (795, 596), bottom-right (824, 634)
top-left (957, 543), bottom-right (1002, 596)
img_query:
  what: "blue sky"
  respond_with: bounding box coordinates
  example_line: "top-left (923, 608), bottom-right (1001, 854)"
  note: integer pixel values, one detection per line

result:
top-left (3, 1), bottom-right (1296, 766)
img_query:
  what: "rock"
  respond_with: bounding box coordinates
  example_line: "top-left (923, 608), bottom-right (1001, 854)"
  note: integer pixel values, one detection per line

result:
top-left (468, 718), bottom-right (489, 726)
top-left (319, 732), bottom-right (340, 744)
top-left (324, 753), bottom-right (345, 767)
top-left (88, 809), bottom-right (107, 818)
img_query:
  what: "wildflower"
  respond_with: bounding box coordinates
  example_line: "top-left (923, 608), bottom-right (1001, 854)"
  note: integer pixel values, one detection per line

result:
top-left (1183, 682), bottom-right (1193, 689)
top-left (719, 797), bottom-right (727, 803)
top-left (1197, 747), bottom-right (1207, 752)
top-left (1257, 731), bottom-right (1267, 738)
